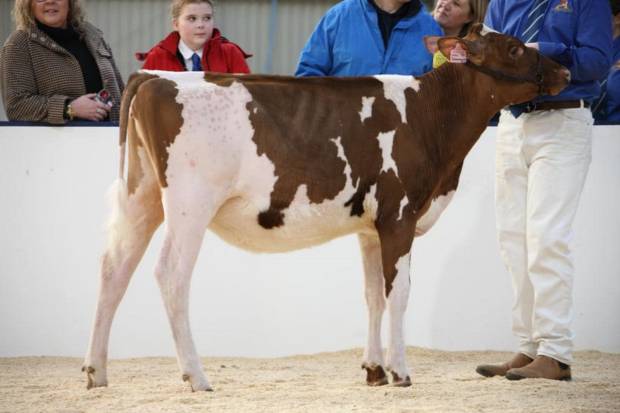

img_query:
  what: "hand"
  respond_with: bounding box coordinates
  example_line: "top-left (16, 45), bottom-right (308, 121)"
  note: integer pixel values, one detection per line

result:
top-left (525, 42), bottom-right (539, 50)
top-left (70, 93), bottom-right (111, 121)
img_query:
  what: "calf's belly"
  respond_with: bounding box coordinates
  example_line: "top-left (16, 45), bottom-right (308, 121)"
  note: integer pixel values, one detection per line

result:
top-left (209, 197), bottom-right (372, 253)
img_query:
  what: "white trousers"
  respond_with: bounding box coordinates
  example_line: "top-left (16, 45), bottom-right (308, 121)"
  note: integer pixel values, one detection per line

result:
top-left (495, 107), bottom-right (593, 365)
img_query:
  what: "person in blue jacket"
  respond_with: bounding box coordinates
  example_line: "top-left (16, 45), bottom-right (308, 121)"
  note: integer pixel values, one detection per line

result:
top-left (593, 1), bottom-right (620, 122)
top-left (475, 0), bottom-right (612, 381)
top-left (295, 0), bottom-right (442, 77)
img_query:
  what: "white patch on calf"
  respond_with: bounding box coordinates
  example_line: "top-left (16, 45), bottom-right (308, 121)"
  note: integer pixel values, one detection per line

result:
top-left (365, 184), bottom-right (379, 221)
top-left (163, 74), bottom-right (277, 218)
top-left (332, 136), bottom-right (355, 193)
top-left (376, 130), bottom-right (408, 221)
top-left (287, 184), bottom-right (315, 220)
top-left (377, 131), bottom-right (397, 174)
top-left (359, 96), bottom-right (375, 122)
top-left (375, 75), bottom-right (420, 124)
top-left (392, 255), bottom-right (411, 297)
top-left (385, 253), bottom-right (411, 379)
top-left (415, 190), bottom-right (456, 235)
top-left (397, 195), bottom-right (408, 221)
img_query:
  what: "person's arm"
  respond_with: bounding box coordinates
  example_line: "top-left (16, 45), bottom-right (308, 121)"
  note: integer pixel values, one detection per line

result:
top-left (295, 13), bottom-right (335, 77)
top-left (483, 0), bottom-right (505, 32)
top-left (537, 0), bottom-right (612, 82)
top-left (1, 33), bottom-right (68, 124)
top-left (104, 37), bottom-right (125, 92)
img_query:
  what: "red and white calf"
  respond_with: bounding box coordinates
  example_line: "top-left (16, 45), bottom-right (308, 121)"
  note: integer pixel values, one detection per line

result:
top-left (83, 25), bottom-right (569, 391)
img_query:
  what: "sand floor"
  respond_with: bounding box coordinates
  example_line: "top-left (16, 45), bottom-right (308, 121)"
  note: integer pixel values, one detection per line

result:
top-left (1, 347), bottom-right (619, 413)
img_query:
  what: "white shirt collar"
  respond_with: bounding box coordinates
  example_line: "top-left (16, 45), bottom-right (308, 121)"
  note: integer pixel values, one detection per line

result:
top-left (178, 39), bottom-right (203, 60)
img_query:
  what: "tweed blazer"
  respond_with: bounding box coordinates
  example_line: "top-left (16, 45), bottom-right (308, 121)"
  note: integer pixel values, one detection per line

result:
top-left (0, 22), bottom-right (124, 124)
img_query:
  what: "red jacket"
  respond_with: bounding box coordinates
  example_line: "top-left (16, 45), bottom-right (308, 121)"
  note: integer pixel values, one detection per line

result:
top-left (137, 29), bottom-right (251, 73)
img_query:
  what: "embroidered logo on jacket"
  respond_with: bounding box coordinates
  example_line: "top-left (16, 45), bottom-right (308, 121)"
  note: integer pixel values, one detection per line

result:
top-left (554, 0), bottom-right (572, 13)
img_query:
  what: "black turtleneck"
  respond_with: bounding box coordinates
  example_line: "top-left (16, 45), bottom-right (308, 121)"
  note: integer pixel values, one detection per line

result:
top-left (369, 0), bottom-right (423, 48)
top-left (36, 20), bottom-right (103, 94)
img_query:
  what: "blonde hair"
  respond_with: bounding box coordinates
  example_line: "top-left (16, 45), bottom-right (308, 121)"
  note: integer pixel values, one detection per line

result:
top-left (458, 0), bottom-right (488, 37)
top-left (171, 0), bottom-right (214, 20)
top-left (12, 0), bottom-right (86, 32)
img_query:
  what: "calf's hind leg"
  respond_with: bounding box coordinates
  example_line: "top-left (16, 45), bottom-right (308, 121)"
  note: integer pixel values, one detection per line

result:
top-left (83, 172), bottom-right (163, 389)
top-left (154, 190), bottom-right (225, 392)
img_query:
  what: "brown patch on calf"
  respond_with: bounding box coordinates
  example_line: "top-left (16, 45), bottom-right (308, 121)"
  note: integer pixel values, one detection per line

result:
top-left (130, 78), bottom-right (184, 192)
top-left (120, 73), bottom-right (158, 195)
top-left (203, 73), bottom-right (237, 87)
top-left (344, 182), bottom-right (372, 217)
top-left (119, 72), bottom-right (158, 148)
top-left (374, 170), bottom-right (416, 296)
top-left (233, 76), bottom-right (404, 227)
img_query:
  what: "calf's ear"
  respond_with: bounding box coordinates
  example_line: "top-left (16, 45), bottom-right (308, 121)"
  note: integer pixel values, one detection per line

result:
top-left (437, 37), bottom-right (461, 58)
top-left (437, 38), bottom-right (485, 65)
top-left (424, 36), bottom-right (440, 54)
top-left (469, 23), bottom-right (484, 37)
top-left (437, 37), bottom-right (472, 61)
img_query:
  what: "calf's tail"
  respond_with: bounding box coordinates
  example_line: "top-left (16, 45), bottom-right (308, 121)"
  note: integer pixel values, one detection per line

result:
top-left (118, 71), bottom-right (157, 180)
top-left (111, 71), bottom-right (163, 256)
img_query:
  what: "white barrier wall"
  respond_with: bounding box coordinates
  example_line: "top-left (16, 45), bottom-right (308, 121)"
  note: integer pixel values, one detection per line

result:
top-left (0, 125), bottom-right (618, 358)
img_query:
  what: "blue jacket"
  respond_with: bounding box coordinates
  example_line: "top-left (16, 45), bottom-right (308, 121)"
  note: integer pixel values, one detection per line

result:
top-left (593, 37), bottom-right (620, 122)
top-left (485, 0), bottom-right (613, 104)
top-left (295, 0), bottom-right (442, 77)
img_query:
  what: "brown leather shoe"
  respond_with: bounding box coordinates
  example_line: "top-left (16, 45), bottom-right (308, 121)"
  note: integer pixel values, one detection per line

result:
top-left (476, 353), bottom-right (533, 378)
top-left (505, 355), bottom-right (572, 381)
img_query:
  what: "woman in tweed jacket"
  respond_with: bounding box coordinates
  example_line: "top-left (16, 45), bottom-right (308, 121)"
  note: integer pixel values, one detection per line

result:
top-left (0, 0), bottom-right (124, 124)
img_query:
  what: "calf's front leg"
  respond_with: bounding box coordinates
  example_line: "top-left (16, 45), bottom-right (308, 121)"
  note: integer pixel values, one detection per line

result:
top-left (358, 234), bottom-right (388, 386)
top-left (384, 252), bottom-right (412, 387)
top-left (377, 216), bottom-right (415, 387)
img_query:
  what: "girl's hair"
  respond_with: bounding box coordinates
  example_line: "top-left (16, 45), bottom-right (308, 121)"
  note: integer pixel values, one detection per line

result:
top-left (171, 0), bottom-right (214, 20)
top-left (457, 0), bottom-right (489, 38)
top-left (12, 0), bottom-right (86, 32)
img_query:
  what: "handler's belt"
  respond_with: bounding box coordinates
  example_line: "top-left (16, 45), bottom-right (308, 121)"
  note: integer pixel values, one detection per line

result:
top-left (523, 99), bottom-right (590, 113)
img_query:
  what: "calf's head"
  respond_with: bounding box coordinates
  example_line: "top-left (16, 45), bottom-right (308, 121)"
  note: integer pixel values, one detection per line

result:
top-left (437, 23), bottom-right (570, 105)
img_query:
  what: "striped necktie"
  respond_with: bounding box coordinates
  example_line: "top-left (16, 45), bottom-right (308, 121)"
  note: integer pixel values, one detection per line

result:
top-left (521, 0), bottom-right (549, 43)
top-left (191, 53), bottom-right (202, 71)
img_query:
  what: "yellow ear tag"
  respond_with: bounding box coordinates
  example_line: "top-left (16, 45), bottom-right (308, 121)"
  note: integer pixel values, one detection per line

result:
top-left (433, 51), bottom-right (448, 69)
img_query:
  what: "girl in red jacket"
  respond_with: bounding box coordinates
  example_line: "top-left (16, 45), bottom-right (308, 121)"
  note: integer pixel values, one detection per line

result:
top-left (137, 0), bottom-right (250, 73)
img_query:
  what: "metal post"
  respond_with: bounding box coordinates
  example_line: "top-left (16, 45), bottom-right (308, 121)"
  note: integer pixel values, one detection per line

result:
top-left (264, 0), bottom-right (279, 73)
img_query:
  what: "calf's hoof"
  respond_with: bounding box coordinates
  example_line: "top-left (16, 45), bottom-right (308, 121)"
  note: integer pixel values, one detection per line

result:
top-left (390, 372), bottom-right (412, 387)
top-left (82, 365), bottom-right (107, 390)
top-left (362, 364), bottom-right (389, 386)
top-left (182, 373), bottom-right (213, 392)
